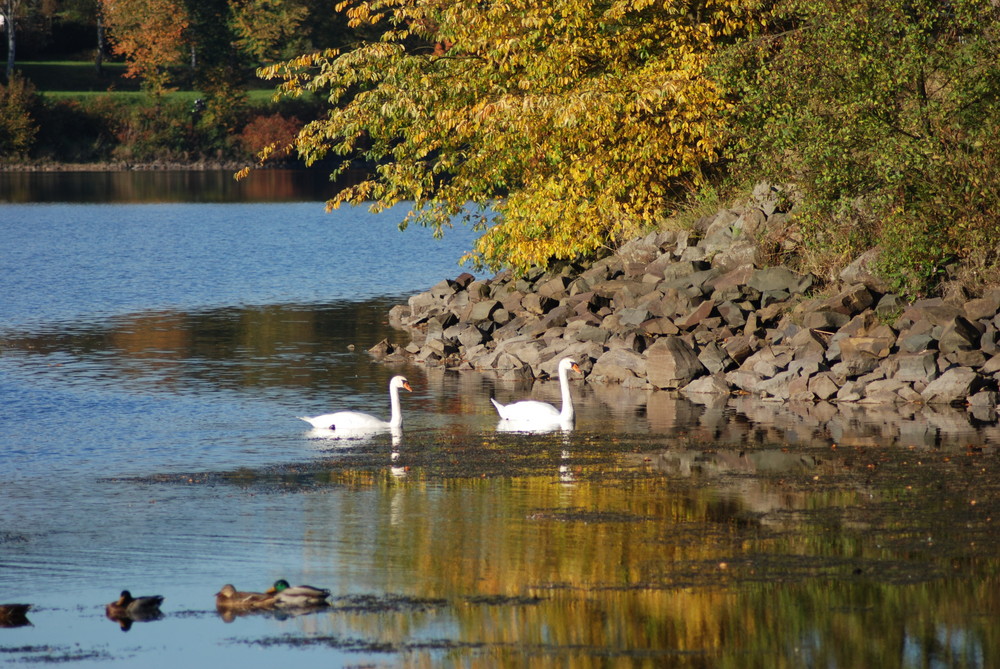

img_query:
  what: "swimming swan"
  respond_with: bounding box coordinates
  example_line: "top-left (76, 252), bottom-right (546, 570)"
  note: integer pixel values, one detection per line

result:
top-left (491, 358), bottom-right (581, 425)
top-left (300, 375), bottom-right (412, 431)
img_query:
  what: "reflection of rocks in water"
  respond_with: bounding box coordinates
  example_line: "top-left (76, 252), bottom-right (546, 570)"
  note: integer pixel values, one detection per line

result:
top-left (580, 382), bottom-right (1000, 452)
top-left (634, 449), bottom-right (821, 479)
top-left (0, 604), bottom-right (31, 628)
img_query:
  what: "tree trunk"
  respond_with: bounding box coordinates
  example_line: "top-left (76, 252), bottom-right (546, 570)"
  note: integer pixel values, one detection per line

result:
top-left (95, 12), bottom-right (105, 76)
top-left (3, 3), bottom-right (14, 83)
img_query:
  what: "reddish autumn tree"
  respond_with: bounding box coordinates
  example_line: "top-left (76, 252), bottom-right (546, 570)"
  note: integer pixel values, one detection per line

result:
top-left (99, 0), bottom-right (190, 94)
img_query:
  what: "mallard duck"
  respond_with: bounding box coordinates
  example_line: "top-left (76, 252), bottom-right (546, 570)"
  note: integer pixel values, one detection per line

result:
top-left (0, 604), bottom-right (31, 627)
top-left (105, 590), bottom-right (164, 621)
top-left (215, 584), bottom-right (277, 610)
top-left (266, 579), bottom-right (330, 607)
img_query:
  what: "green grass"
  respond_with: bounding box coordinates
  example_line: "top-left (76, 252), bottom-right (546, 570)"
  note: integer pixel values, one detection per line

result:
top-left (38, 89), bottom-right (280, 104)
top-left (16, 61), bottom-right (280, 99)
top-left (16, 61), bottom-right (139, 93)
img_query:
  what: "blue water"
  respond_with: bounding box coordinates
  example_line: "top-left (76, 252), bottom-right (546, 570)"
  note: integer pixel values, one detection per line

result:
top-left (0, 199), bottom-right (495, 666)
top-left (2, 202), bottom-right (477, 329)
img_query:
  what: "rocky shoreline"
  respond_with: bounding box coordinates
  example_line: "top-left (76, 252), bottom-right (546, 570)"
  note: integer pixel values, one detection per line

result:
top-left (373, 184), bottom-right (999, 413)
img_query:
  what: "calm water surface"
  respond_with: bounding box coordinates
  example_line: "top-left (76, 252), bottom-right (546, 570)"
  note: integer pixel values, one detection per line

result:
top-left (2, 172), bottom-right (1000, 667)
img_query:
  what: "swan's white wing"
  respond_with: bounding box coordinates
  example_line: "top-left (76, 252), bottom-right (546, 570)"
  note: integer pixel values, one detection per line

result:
top-left (300, 411), bottom-right (390, 430)
top-left (491, 399), bottom-right (561, 422)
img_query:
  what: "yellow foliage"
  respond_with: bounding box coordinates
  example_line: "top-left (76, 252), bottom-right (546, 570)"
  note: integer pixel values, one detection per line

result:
top-left (253, 0), bottom-right (746, 272)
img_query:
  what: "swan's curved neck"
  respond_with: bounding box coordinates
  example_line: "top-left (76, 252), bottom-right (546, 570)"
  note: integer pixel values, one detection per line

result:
top-left (388, 385), bottom-right (403, 428)
top-left (558, 365), bottom-right (574, 422)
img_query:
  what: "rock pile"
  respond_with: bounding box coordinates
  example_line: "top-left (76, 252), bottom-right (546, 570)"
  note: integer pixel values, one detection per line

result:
top-left (375, 184), bottom-right (1000, 408)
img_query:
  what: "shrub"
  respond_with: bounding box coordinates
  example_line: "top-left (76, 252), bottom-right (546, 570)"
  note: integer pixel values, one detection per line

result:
top-left (718, 0), bottom-right (1000, 297)
top-left (238, 113), bottom-right (303, 161)
top-left (0, 73), bottom-right (39, 157)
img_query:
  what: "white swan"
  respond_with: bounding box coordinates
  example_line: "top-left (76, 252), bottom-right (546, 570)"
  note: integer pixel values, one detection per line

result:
top-left (491, 358), bottom-right (581, 425)
top-left (300, 375), bottom-right (412, 432)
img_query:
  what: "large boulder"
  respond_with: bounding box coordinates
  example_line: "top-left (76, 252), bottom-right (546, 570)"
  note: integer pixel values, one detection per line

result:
top-left (921, 367), bottom-right (981, 404)
top-left (645, 337), bottom-right (705, 389)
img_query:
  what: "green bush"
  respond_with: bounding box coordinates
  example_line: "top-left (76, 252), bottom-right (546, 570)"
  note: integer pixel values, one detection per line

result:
top-left (0, 74), bottom-right (39, 157)
top-left (718, 0), bottom-right (1000, 296)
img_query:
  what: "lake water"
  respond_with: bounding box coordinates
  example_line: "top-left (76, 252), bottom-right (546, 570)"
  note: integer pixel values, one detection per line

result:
top-left (2, 171), bottom-right (1000, 667)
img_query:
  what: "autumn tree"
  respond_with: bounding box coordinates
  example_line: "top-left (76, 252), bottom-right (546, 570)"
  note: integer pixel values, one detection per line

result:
top-left (0, 71), bottom-right (36, 155)
top-left (99, 0), bottom-right (189, 94)
top-left (717, 0), bottom-right (1000, 295)
top-left (249, 0), bottom-right (743, 273)
top-left (228, 0), bottom-right (309, 62)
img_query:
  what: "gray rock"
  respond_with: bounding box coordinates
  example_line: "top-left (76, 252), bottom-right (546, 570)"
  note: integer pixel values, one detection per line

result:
top-left (711, 240), bottom-right (758, 272)
top-left (802, 310), bottom-right (851, 331)
top-left (822, 284), bottom-right (875, 316)
top-left (945, 350), bottom-right (987, 368)
top-left (573, 324), bottom-right (612, 345)
top-left (682, 373), bottom-right (732, 395)
top-left (898, 332), bottom-right (936, 353)
top-left (875, 293), bottom-right (905, 318)
top-left (619, 307), bottom-right (654, 328)
top-left (468, 299), bottom-right (502, 323)
top-left (968, 391), bottom-right (998, 408)
top-left (838, 334), bottom-right (895, 360)
top-left (836, 380), bottom-right (865, 402)
top-left (921, 367), bottom-right (981, 404)
top-left (726, 369), bottom-right (765, 394)
top-left (937, 316), bottom-right (981, 354)
top-left (964, 294), bottom-right (1000, 322)
top-left (839, 248), bottom-right (890, 293)
top-left (645, 337), bottom-right (705, 389)
top-left (982, 354), bottom-right (1000, 374)
top-left (757, 369), bottom-right (799, 399)
top-left (748, 267), bottom-right (814, 295)
top-left (831, 355), bottom-right (879, 379)
top-left (808, 372), bottom-right (840, 400)
top-left (522, 293), bottom-right (559, 315)
top-left (698, 341), bottom-right (731, 374)
top-left (590, 348), bottom-right (647, 384)
top-left (894, 352), bottom-right (940, 383)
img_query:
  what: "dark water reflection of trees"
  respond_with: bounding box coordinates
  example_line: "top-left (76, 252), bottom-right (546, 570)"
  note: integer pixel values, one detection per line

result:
top-left (0, 169), bottom-right (355, 204)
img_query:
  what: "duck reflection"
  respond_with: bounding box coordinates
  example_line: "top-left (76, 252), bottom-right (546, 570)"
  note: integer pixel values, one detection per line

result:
top-left (0, 604), bottom-right (31, 628)
top-left (105, 590), bottom-right (164, 631)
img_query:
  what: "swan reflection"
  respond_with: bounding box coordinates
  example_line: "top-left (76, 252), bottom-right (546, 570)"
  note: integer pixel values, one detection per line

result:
top-left (306, 425), bottom-right (404, 448)
top-left (495, 418), bottom-right (572, 434)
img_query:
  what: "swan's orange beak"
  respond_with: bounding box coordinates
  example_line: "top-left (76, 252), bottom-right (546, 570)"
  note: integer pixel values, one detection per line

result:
top-left (571, 363), bottom-right (581, 374)
top-left (403, 381), bottom-right (412, 392)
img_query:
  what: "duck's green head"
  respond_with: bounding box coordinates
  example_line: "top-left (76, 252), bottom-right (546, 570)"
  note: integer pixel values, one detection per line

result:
top-left (271, 579), bottom-right (291, 592)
